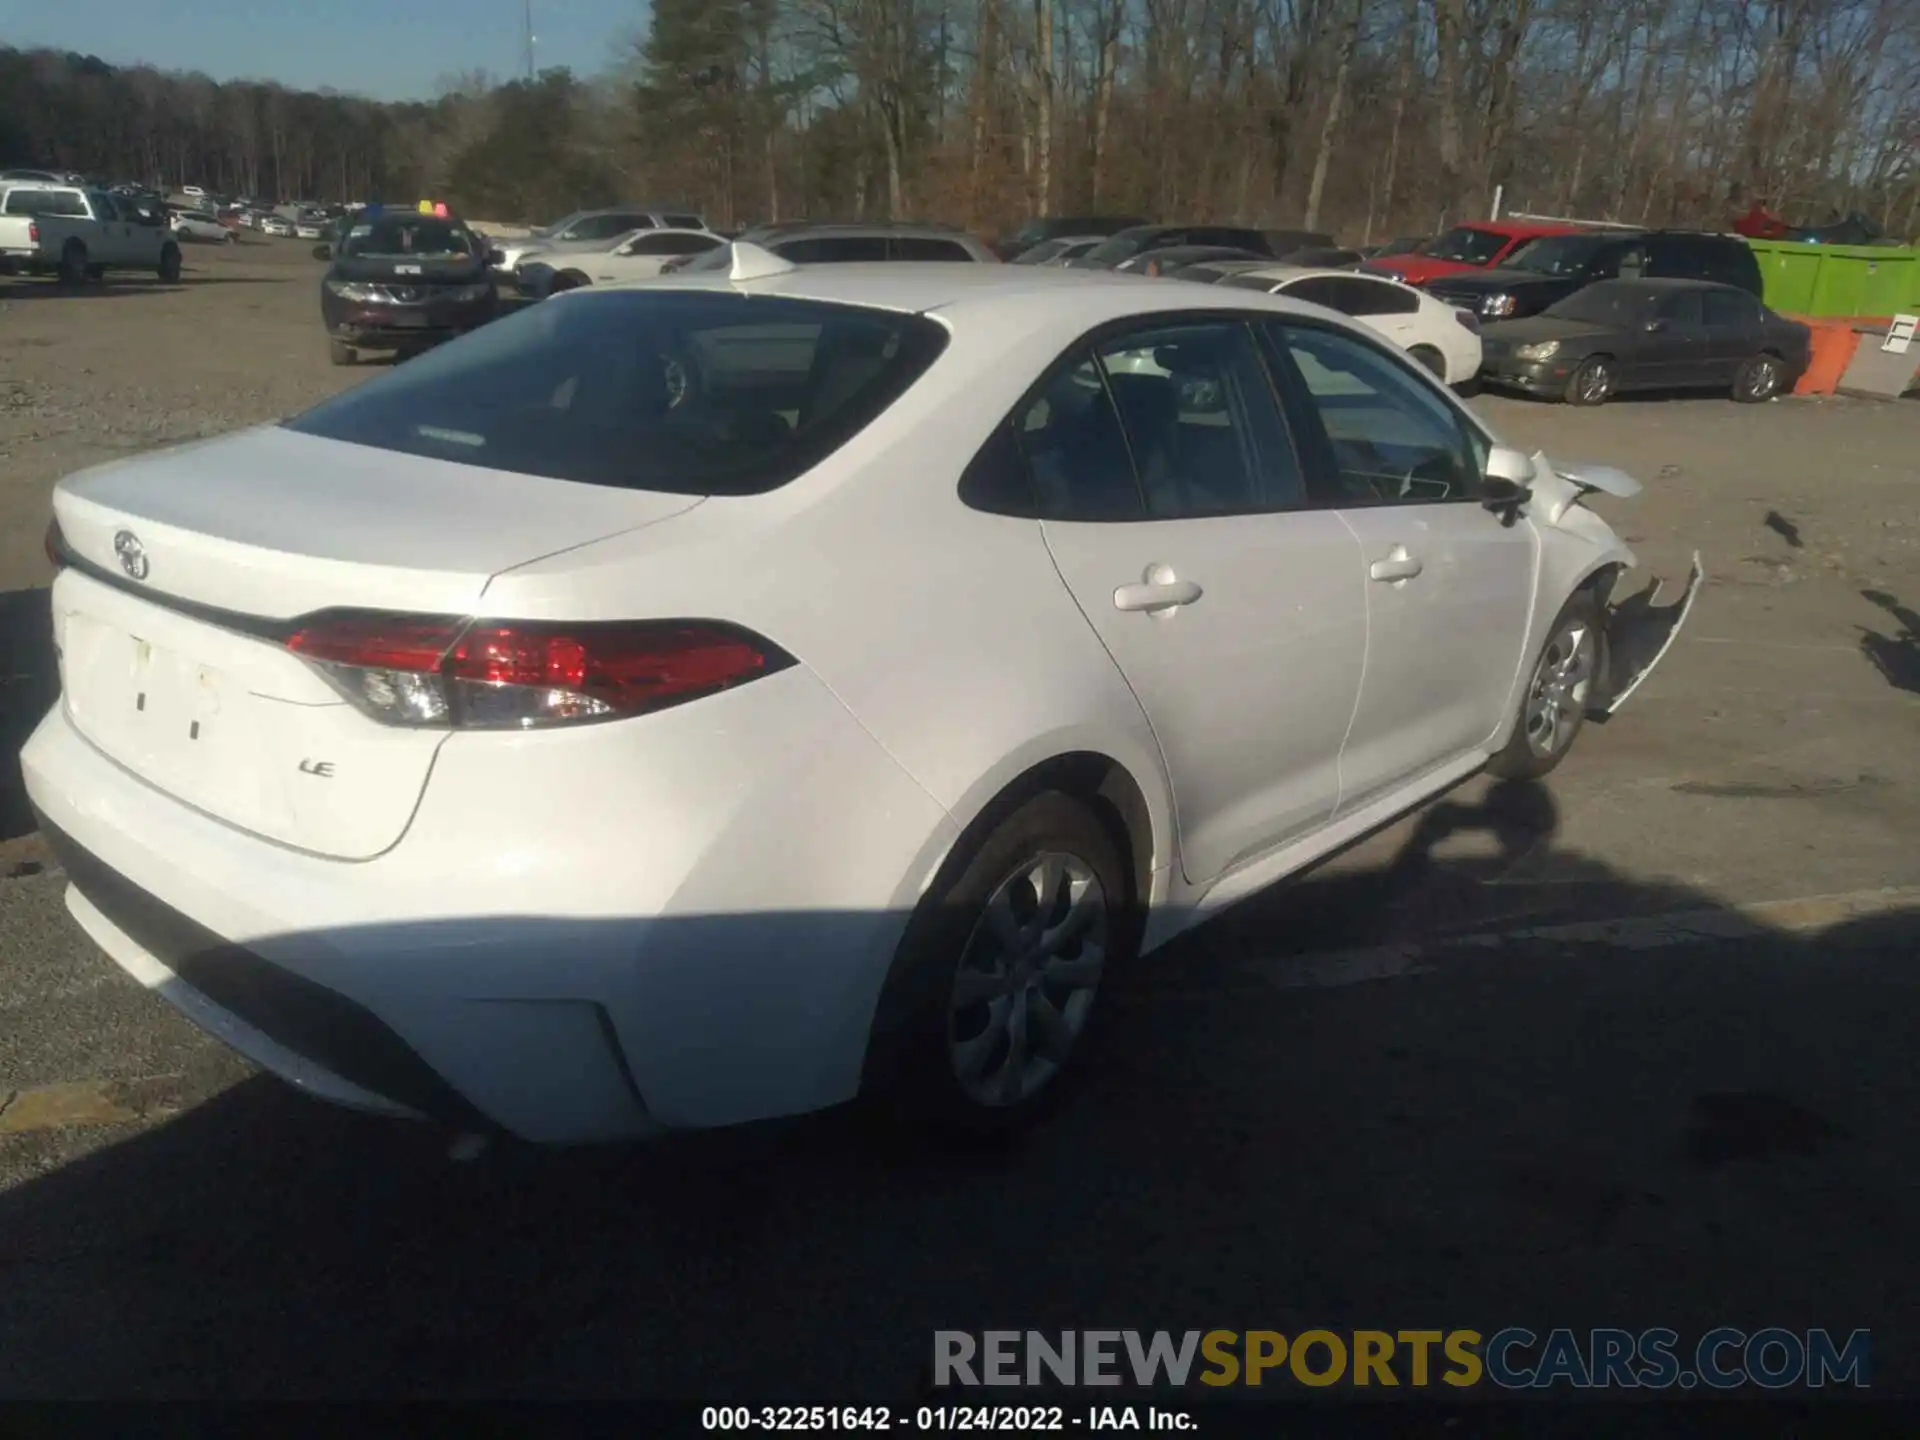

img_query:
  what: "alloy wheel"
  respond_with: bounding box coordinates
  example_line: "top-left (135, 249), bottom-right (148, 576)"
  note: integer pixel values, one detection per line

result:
top-left (1744, 358), bottom-right (1779, 400)
top-left (947, 851), bottom-right (1107, 1108)
top-left (1577, 360), bottom-right (1612, 404)
top-left (1524, 619), bottom-right (1596, 759)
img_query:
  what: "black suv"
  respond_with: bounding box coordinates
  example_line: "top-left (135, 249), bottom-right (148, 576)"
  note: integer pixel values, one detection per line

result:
top-left (1425, 230), bottom-right (1762, 321)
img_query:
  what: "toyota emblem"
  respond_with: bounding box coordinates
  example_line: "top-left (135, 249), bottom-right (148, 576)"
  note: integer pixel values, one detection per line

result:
top-left (114, 530), bottom-right (150, 581)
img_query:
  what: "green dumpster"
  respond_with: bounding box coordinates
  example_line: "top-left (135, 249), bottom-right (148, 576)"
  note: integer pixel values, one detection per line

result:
top-left (1746, 239), bottom-right (1918, 318)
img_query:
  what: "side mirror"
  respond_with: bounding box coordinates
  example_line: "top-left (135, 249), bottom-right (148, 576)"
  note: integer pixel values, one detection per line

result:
top-left (312, 244), bottom-right (332, 261)
top-left (1480, 444), bottom-right (1535, 516)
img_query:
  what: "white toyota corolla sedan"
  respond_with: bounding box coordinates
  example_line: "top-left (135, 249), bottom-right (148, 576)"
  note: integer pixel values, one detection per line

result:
top-left (23, 246), bottom-right (1700, 1144)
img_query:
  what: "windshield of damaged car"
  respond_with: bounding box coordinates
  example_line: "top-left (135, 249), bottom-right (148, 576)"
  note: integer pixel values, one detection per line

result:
top-left (342, 217), bottom-right (476, 259)
top-left (1422, 226), bottom-right (1508, 264)
top-left (1505, 234), bottom-right (1625, 277)
top-left (1543, 281), bottom-right (1658, 328)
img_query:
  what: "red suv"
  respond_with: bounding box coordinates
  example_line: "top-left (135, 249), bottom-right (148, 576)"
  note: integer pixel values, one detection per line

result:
top-left (1363, 220), bottom-right (1584, 286)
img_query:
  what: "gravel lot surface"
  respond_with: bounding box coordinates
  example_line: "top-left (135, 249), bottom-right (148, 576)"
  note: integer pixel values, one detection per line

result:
top-left (1, 239), bottom-right (1917, 1404)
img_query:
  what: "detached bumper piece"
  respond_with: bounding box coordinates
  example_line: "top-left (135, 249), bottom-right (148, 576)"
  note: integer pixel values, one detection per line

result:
top-left (1592, 551), bottom-right (1704, 719)
top-left (33, 812), bottom-right (494, 1130)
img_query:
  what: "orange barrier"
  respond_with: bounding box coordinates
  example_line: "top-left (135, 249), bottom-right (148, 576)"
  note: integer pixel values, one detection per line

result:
top-left (1789, 316), bottom-right (1862, 396)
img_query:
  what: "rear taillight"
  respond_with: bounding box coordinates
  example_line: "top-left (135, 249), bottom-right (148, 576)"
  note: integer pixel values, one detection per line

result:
top-left (44, 516), bottom-right (66, 570)
top-left (1455, 308), bottom-right (1481, 333)
top-left (28, 220), bottom-right (39, 244)
top-left (285, 613), bottom-right (791, 729)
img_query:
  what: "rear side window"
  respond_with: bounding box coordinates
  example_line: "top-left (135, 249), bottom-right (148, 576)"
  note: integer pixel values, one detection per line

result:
top-left (780, 235), bottom-right (891, 263)
top-left (890, 236), bottom-right (975, 261)
top-left (1702, 289), bottom-right (1759, 328)
top-left (1015, 356), bottom-right (1144, 521)
top-left (1341, 278), bottom-right (1419, 316)
top-left (283, 292), bottom-right (948, 495)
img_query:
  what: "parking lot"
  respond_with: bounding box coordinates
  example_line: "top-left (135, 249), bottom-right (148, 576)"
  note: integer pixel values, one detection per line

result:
top-left (2, 239), bottom-right (1918, 1400)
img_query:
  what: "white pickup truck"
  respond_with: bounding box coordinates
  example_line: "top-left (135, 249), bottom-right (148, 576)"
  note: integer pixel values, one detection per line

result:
top-left (0, 183), bottom-right (182, 283)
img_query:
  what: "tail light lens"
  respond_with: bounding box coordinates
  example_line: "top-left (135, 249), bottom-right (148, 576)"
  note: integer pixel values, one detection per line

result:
top-left (28, 221), bottom-right (39, 244)
top-left (285, 612), bottom-right (793, 729)
top-left (1455, 308), bottom-right (1482, 333)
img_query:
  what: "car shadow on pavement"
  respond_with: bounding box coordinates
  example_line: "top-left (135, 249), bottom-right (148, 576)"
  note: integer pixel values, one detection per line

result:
top-left (1858, 589), bottom-right (1920, 696)
top-left (0, 587), bottom-right (55, 844)
top-left (1, 780), bottom-right (1915, 1402)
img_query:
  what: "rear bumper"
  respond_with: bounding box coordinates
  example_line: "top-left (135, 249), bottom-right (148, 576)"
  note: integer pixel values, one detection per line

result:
top-left (21, 670), bottom-right (956, 1142)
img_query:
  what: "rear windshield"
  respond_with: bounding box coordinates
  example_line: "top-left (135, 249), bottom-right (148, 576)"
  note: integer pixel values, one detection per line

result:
top-left (282, 291), bottom-right (949, 495)
top-left (3, 187), bottom-right (87, 217)
top-left (1080, 229), bottom-right (1159, 265)
top-left (342, 216), bottom-right (476, 258)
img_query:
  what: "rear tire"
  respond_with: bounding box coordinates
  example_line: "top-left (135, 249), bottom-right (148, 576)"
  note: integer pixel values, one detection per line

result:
top-left (329, 339), bottom-right (357, 366)
top-left (1732, 353), bottom-right (1783, 403)
top-left (551, 270), bottom-right (588, 294)
top-left (158, 245), bottom-right (182, 283)
top-left (1488, 591), bottom-right (1606, 780)
top-left (57, 241), bottom-right (88, 286)
top-left (1409, 344), bottom-right (1447, 382)
top-left (1564, 355), bottom-right (1614, 406)
top-left (867, 792), bottom-right (1133, 1140)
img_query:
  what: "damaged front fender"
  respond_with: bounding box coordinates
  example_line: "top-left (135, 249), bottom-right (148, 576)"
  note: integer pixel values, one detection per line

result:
top-left (1516, 450), bottom-right (1702, 720)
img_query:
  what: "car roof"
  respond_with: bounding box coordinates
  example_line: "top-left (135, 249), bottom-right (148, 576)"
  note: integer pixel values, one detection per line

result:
top-left (1211, 263), bottom-right (1400, 285)
top-left (584, 261), bottom-right (1349, 329)
top-left (1459, 221), bottom-right (1585, 237)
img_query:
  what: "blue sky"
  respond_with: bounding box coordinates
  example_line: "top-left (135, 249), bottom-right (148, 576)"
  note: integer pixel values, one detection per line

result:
top-left (0, 0), bottom-right (648, 101)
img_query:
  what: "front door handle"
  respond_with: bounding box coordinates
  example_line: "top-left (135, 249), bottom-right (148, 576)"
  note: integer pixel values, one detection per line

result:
top-left (1369, 546), bottom-right (1424, 582)
top-left (1114, 562), bottom-right (1203, 614)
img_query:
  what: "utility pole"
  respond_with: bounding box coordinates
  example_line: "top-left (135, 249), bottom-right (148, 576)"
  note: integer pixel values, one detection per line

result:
top-left (523, 0), bottom-right (536, 81)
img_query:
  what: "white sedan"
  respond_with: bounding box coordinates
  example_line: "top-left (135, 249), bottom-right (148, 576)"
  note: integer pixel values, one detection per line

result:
top-left (521, 227), bottom-right (726, 294)
top-left (1211, 264), bottom-right (1485, 386)
top-left (169, 210), bottom-right (231, 243)
top-left (24, 249), bottom-right (1698, 1145)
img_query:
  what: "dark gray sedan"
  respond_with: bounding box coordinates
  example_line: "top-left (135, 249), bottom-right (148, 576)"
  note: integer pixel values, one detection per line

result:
top-left (1479, 278), bottom-right (1811, 406)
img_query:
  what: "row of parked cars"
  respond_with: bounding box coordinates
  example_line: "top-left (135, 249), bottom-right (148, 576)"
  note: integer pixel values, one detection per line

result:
top-left (307, 202), bottom-right (1807, 407)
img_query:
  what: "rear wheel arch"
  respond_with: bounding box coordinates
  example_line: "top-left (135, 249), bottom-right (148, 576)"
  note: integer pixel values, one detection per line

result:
top-left (938, 753), bottom-right (1157, 921)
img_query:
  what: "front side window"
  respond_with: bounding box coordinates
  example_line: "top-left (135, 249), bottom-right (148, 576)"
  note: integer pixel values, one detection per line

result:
top-left (283, 292), bottom-right (948, 495)
top-left (1269, 323), bottom-right (1480, 506)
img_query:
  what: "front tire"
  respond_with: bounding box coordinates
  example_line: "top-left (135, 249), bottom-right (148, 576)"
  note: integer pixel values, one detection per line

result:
top-left (1564, 355), bottom-right (1614, 406)
top-left (550, 270), bottom-right (588, 294)
top-left (869, 792), bottom-right (1131, 1138)
top-left (1488, 591), bottom-right (1606, 780)
top-left (1732, 353), bottom-right (1783, 403)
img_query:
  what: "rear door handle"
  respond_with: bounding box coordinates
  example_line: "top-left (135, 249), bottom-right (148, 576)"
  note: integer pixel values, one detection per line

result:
top-left (1369, 546), bottom-right (1423, 582)
top-left (1114, 563), bottom-right (1203, 614)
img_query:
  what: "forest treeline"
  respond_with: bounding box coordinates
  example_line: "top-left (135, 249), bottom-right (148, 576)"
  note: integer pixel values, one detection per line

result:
top-left (3, 0), bottom-right (1915, 241)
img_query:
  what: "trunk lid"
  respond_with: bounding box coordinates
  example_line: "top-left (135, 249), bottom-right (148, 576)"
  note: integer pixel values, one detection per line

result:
top-left (51, 427), bottom-right (702, 859)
